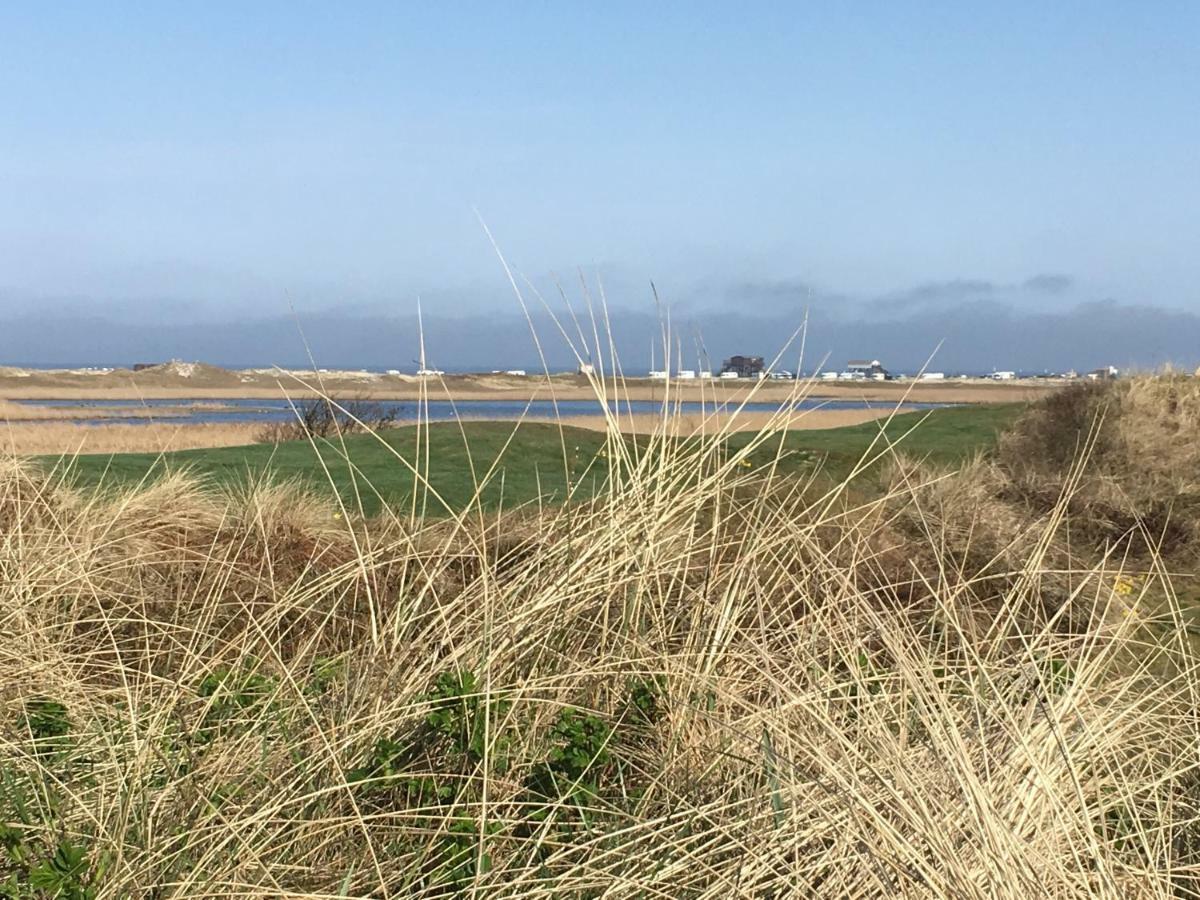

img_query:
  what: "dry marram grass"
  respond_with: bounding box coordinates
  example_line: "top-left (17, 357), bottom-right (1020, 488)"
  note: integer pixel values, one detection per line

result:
top-left (1, 376), bottom-right (1199, 897)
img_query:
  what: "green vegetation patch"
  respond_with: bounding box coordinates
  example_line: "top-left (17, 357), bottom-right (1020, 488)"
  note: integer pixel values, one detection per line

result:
top-left (39, 405), bottom-right (1024, 516)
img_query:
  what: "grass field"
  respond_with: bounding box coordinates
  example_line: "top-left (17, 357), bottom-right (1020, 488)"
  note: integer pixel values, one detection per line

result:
top-left (41, 404), bottom-right (1025, 516)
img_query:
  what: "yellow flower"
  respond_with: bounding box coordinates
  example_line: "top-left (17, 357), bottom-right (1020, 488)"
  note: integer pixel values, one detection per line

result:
top-left (739, 459), bottom-right (753, 469)
top-left (333, 512), bottom-right (343, 520)
top-left (1113, 576), bottom-right (1135, 596)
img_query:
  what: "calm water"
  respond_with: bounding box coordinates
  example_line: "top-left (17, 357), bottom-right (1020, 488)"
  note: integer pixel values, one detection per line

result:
top-left (18, 397), bottom-right (949, 426)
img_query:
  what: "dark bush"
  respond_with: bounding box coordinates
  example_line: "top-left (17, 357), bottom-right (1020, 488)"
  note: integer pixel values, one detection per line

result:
top-left (256, 396), bottom-right (402, 443)
top-left (998, 380), bottom-right (1114, 474)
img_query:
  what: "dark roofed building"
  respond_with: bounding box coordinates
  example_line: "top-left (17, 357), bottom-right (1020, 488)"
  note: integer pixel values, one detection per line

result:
top-left (720, 355), bottom-right (765, 378)
top-left (846, 359), bottom-right (889, 379)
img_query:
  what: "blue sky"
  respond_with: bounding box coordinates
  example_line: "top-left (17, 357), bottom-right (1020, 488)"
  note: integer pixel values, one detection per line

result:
top-left (1, 3), bottom-right (1198, 364)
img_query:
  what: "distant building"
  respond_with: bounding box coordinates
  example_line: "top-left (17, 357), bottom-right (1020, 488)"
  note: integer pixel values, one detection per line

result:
top-left (504, 369), bottom-right (527, 376)
top-left (677, 369), bottom-right (696, 380)
top-left (846, 359), bottom-right (889, 380)
top-left (648, 370), bottom-right (668, 380)
top-left (578, 362), bottom-right (595, 375)
top-left (720, 355), bottom-right (765, 378)
top-left (991, 371), bottom-right (1016, 380)
top-left (919, 372), bottom-right (946, 381)
top-left (1087, 366), bottom-right (1119, 380)
top-left (132, 362), bottom-right (159, 372)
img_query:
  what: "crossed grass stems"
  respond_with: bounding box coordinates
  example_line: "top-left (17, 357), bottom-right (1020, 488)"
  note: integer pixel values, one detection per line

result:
top-left (3, 311), bottom-right (1200, 897)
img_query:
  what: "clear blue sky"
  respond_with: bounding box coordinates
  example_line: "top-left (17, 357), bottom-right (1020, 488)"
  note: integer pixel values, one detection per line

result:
top-left (1, 2), bottom-right (1198, 324)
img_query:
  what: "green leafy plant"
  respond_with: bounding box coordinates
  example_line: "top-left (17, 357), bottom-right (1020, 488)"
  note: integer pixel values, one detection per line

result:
top-left (0, 832), bottom-right (106, 900)
top-left (196, 666), bottom-right (277, 740)
top-left (20, 701), bottom-right (71, 760)
top-left (626, 676), bottom-right (666, 726)
top-left (425, 670), bottom-right (512, 768)
top-left (525, 707), bottom-right (613, 807)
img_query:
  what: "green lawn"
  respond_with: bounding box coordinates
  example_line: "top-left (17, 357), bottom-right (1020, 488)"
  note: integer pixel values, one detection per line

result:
top-left (730, 402), bottom-right (1024, 479)
top-left (41, 405), bottom-right (1024, 516)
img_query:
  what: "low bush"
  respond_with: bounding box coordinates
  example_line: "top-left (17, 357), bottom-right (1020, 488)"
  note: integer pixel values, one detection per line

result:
top-left (255, 395), bottom-right (402, 443)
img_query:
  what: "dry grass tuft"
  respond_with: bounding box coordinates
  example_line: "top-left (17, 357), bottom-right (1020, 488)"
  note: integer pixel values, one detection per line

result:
top-left (2, 373), bottom-right (1199, 898)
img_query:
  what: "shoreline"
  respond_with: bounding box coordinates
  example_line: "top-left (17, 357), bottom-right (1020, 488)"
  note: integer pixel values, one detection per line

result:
top-left (0, 370), bottom-right (1057, 405)
top-left (1, 405), bottom-right (936, 456)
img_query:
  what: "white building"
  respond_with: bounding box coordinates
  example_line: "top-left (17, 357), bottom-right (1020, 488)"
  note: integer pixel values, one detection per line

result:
top-left (649, 370), bottom-right (668, 380)
top-left (919, 372), bottom-right (946, 381)
top-left (504, 369), bottom-right (527, 376)
top-left (718, 371), bottom-right (739, 379)
top-left (677, 369), bottom-right (696, 380)
top-left (991, 371), bottom-right (1016, 380)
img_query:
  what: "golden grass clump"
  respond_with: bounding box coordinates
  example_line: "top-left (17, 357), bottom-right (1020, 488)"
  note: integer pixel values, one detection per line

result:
top-left (2, 378), bottom-right (1200, 898)
top-left (1001, 375), bottom-right (1200, 557)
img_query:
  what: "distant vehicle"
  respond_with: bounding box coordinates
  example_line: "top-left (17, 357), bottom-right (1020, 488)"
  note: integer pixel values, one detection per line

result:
top-left (819, 371), bottom-right (839, 381)
top-left (991, 371), bottom-right (1016, 380)
top-left (648, 370), bottom-right (668, 379)
top-left (385, 369), bottom-right (401, 375)
top-left (504, 369), bottom-right (527, 376)
top-left (677, 369), bottom-right (697, 380)
top-left (718, 371), bottom-right (740, 380)
top-left (769, 370), bottom-right (794, 380)
top-left (919, 372), bottom-right (946, 381)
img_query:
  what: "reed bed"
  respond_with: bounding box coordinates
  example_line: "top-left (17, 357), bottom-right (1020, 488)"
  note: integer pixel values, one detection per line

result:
top-left (1, 372), bottom-right (1198, 898)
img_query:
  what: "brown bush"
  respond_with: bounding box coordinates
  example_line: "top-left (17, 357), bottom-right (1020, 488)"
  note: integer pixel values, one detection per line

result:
top-left (255, 394), bottom-right (402, 443)
top-left (998, 376), bottom-right (1200, 557)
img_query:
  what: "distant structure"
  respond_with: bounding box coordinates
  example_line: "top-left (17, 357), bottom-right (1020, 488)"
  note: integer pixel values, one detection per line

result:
top-left (1087, 366), bottom-right (1119, 380)
top-left (845, 359), bottom-right (889, 380)
top-left (578, 362), bottom-right (595, 375)
top-left (990, 371), bottom-right (1016, 380)
top-left (720, 355), bottom-right (765, 379)
top-left (132, 362), bottom-right (159, 372)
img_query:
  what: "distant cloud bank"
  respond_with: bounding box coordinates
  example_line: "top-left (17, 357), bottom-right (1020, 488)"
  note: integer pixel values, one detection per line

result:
top-left (0, 280), bottom-right (1195, 375)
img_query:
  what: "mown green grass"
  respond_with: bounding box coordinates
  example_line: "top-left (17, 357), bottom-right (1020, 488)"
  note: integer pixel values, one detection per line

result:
top-left (41, 404), bottom-right (1024, 516)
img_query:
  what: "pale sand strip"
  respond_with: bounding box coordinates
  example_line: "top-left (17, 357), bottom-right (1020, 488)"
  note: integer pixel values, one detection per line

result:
top-left (0, 422), bottom-right (264, 456)
top-left (534, 406), bottom-right (910, 434)
top-left (2, 406), bottom-right (916, 456)
top-left (0, 372), bottom-right (1057, 404)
